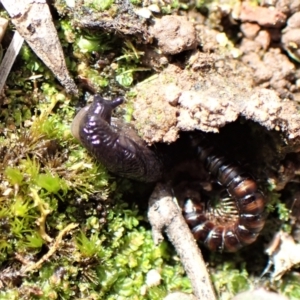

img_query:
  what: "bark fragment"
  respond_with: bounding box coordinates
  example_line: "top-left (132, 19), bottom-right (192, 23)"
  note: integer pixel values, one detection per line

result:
top-left (264, 231), bottom-right (300, 280)
top-left (1, 0), bottom-right (78, 95)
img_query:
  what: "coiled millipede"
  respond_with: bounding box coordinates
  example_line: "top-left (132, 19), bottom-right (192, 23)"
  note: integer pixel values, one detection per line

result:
top-left (71, 94), bottom-right (267, 252)
top-left (180, 139), bottom-right (267, 252)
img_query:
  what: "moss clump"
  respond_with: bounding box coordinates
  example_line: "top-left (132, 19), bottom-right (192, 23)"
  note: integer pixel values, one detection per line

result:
top-left (211, 263), bottom-right (252, 299)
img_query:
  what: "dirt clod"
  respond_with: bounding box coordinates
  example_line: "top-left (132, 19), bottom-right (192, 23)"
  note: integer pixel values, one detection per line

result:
top-left (239, 2), bottom-right (287, 28)
top-left (134, 49), bottom-right (300, 144)
top-left (150, 15), bottom-right (198, 55)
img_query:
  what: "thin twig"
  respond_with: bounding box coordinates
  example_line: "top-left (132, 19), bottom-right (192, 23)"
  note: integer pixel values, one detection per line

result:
top-left (29, 188), bottom-right (53, 243)
top-left (21, 223), bottom-right (78, 274)
top-left (0, 31), bottom-right (24, 93)
top-left (148, 183), bottom-right (216, 300)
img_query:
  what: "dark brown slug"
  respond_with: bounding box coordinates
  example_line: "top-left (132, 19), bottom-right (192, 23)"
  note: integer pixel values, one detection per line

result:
top-left (181, 139), bottom-right (267, 252)
top-left (71, 94), bottom-right (163, 182)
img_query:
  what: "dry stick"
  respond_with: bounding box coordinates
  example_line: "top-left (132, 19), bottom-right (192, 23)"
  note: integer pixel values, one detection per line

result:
top-left (0, 31), bottom-right (24, 93)
top-left (1, 0), bottom-right (78, 95)
top-left (148, 183), bottom-right (216, 300)
top-left (21, 223), bottom-right (79, 274)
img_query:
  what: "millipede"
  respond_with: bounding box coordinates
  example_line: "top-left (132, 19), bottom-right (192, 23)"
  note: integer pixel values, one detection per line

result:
top-left (71, 94), bottom-right (267, 253)
top-left (180, 137), bottom-right (267, 252)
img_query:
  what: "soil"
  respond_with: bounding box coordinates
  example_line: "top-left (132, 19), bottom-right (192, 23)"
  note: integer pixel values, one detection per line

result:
top-left (131, 9), bottom-right (300, 146)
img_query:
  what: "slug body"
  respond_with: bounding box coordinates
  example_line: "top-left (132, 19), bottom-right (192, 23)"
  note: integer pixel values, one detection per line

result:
top-left (71, 94), bottom-right (163, 182)
top-left (181, 139), bottom-right (267, 252)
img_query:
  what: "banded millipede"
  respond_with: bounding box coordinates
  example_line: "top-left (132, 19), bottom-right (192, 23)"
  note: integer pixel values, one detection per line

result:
top-left (181, 138), bottom-right (267, 252)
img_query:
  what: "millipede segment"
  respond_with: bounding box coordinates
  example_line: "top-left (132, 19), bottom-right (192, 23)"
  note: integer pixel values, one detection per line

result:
top-left (181, 140), bottom-right (267, 252)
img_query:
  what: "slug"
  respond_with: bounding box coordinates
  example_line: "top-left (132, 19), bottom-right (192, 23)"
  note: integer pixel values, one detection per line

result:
top-left (180, 139), bottom-right (267, 252)
top-left (71, 94), bottom-right (163, 182)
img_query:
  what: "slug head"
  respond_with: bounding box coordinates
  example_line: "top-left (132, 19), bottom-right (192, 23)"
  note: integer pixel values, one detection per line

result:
top-left (89, 94), bottom-right (124, 123)
top-left (71, 94), bottom-right (124, 142)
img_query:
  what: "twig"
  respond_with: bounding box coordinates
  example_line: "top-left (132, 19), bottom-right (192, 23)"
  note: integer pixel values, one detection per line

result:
top-left (21, 223), bottom-right (78, 274)
top-left (0, 31), bottom-right (24, 93)
top-left (148, 183), bottom-right (216, 300)
top-left (29, 188), bottom-right (53, 243)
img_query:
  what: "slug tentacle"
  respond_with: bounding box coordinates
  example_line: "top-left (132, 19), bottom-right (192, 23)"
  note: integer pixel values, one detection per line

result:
top-left (71, 94), bottom-right (163, 182)
top-left (180, 136), bottom-right (267, 252)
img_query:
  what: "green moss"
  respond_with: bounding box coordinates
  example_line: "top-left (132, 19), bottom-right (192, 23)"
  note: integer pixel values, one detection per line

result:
top-left (24, 231), bottom-right (45, 248)
top-left (83, 0), bottom-right (114, 11)
top-left (114, 41), bottom-right (150, 87)
top-left (212, 263), bottom-right (252, 299)
top-left (4, 167), bottom-right (24, 185)
top-left (278, 273), bottom-right (300, 299)
top-left (76, 35), bottom-right (110, 54)
top-left (129, 0), bottom-right (142, 4)
top-left (0, 290), bottom-right (19, 300)
top-left (89, 203), bottom-right (190, 299)
top-left (73, 31), bottom-right (114, 57)
top-left (76, 230), bottom-right (102, 257)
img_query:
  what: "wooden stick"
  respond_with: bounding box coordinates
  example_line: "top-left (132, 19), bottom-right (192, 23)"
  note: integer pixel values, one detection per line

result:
top-left (148, 183), bottom-right (216, 300)
top-left (0, 30), bottom-right (24, 93)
